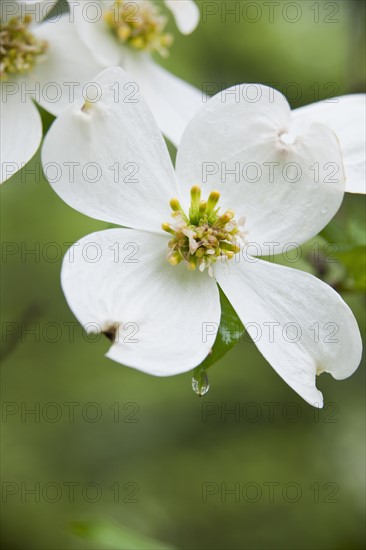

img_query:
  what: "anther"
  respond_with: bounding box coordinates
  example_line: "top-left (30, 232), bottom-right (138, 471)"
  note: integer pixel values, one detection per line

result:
top-left (161, 223), bottom-right (175, 235)
top-left (206, 190), bottom-right (220, 213)
top-left (170, 198), bottom-right (183, 212)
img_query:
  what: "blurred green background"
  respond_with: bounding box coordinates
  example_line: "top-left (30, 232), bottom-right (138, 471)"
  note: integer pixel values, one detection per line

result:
top-left (1, 1), bottom-right (365, 548)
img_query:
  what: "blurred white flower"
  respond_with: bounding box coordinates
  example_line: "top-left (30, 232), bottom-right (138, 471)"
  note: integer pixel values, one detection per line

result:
top-left (42, 68), bottom-right (362, 407)
top-left (66, 0), bottom-right (203, 146)
top-left (0, 0), bottom-right (102, 183)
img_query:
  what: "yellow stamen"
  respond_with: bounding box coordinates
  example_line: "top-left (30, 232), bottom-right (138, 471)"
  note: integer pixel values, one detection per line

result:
top-left (0, 15), bottom-right (48, 81)
top-left (163, 185), bottom-right (246, 275)
top-left (104, 0), bottom-right (173, 57)
top-left (207, 190), bottom-right (221, 213)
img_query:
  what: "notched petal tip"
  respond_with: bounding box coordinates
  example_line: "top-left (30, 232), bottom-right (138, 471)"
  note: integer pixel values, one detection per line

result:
top-left (278, 131), bottom-right (297, 146)
top-left (313, 397), bottom-right (324, 409)
top-left (81, 100), bottom-right (94, 114)
top-left (102, 323), bottom-right (119, 343)
top-left (80, 100), bottom-right (97, 116)
top-left (316, 365), bottom-right (326, 376)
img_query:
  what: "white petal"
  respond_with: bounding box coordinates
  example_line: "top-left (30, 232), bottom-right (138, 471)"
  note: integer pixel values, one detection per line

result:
top-left (123, 53), bottom-right (204, 146)
top-left (0, 90), bottom-right (42, 183)
top-left (292, 95), bottom-right (366, 194)
top-left (42, 66), bottom-right (179, 231)
top-left (176, 84), bottom-right (345, 253)
top-left (215, 259), bottom-right (362, 407)
top-left (164, 0), bottom-right (200, 34)
top-left (69, 0), bottom-right (121, 66)
top-left (30, 15), bottom-right (104, 116)
top-left (62, 228), bottom-right (220, 375)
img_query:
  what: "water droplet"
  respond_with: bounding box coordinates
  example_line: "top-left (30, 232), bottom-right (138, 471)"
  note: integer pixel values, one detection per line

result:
top-left (192, 370), bottom-right (210, 397)
top-left (320, 207), bottom-right (328, 215)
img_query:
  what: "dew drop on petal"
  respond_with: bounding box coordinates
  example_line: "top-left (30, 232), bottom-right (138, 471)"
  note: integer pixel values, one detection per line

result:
top-left (192, 370), bottom-right (210, 397)
top-left (321, 207), bottom-right (328, 215)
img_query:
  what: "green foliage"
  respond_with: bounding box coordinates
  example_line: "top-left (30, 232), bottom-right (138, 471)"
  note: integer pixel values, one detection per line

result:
top-left (336, 246), bottom-right (366, 291)
top-left (195, 288), bottom-right (245, 376)
top-left (320, 196), bottom-right (366, 292)
top-left (70, 519), bottom-right (175, 549)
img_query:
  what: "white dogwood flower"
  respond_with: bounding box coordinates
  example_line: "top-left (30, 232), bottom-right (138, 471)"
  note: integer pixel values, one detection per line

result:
top-left (42, 68), bottom-right (362, 407)
top-left (0, 0), bottom-right (102, 183)
top-left (292, 94), bottom-right (366, 194)
top-left (66, 0), bottom-right (202, 146)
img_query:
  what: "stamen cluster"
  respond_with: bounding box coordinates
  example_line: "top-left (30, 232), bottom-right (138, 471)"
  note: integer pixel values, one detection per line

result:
top-left (0, 16), bottom-right (48, 81)
top-left (163, 186), bottom-right (246, 276)
top-left (104, 0), bottom-right (173, 57)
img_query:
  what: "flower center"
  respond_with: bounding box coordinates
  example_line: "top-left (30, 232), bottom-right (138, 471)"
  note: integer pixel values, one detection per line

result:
top-left (162, 186), bottom-right (246, 276)
top-left (0, 15), bottom-right (48, 81)
top-left (104, 0), bottom-right (173, 57)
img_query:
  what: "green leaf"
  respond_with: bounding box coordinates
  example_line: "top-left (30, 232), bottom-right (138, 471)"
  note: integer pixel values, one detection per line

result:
top-left (319, 198), bottom-right (366, 292)
top-left (321, 196), bottom-right (366, 250)
top-left (70, 519), bottom-right (175, 550)
top-left (336, 246), bottom-right (366, 292)
top-left (36, 103), bottom-right (56, 135)
top-left (195, 288), bottom-right (245, 373)
top-left (348, 218), bottom-right (366, 247)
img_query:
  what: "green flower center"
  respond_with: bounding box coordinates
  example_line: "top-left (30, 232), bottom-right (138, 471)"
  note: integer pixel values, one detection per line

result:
top-left (163, 186), bottom-right (246, 276)
top-left (0, 15), bottom-right (48, 81)
top-left (104, 0), bottom-right (173, 57)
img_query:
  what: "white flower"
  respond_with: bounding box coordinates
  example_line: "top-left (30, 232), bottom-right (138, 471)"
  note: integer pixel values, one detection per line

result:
top-left (42, 68), bottom-right (362, 408)
top-left (66, 0), bottom-right (202, 146)
top-left (0, 0), bottom-right (103, 183)
top-left (292, 94), bottom-right (366, 194)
